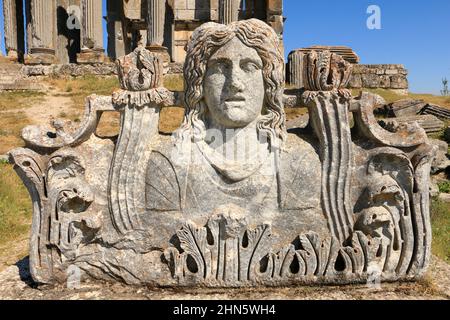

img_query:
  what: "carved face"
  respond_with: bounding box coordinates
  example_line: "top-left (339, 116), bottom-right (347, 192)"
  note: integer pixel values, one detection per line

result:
top-left (203, 37), bottom-right (265, 128)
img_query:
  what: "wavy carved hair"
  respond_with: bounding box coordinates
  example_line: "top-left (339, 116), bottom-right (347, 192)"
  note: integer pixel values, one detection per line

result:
top-left (175, 19), bottom-right (286, 147)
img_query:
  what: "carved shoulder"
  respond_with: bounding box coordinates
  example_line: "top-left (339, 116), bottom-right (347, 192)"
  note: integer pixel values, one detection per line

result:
top-left (279, 133), bottom-right (321, 210)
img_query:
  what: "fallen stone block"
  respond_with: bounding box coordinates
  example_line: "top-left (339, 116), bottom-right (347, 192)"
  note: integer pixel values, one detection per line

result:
top-left (381, 114), bottom-right (445, 133)
top-left (420, 103), bottom-right (450, 120)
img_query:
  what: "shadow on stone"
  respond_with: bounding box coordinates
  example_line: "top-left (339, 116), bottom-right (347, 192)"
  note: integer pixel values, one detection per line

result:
top-left (15, 256), bottom-right (38, 288)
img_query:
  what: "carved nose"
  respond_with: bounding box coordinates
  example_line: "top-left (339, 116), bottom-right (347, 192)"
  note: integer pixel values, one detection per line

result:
top-left (229, 70), bottom-right (245, 92)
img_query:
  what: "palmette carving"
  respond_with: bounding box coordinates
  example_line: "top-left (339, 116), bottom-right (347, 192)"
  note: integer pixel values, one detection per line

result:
top-left (165, 211), bottom-right (412, 286)
top-left (8, 21), bottom-right (435, 287)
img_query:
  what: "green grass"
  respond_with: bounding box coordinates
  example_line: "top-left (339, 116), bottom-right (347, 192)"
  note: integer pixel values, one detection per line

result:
top-left (437, 181), bottom-right (450, 193)
top-left (430, 198), bottom-right (450, 262)
top-left (0, 163), bottom-right (31, 246)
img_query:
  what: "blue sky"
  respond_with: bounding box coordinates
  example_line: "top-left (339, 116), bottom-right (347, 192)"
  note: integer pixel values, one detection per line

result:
top-left (1, 0), bottom-right (449, 94)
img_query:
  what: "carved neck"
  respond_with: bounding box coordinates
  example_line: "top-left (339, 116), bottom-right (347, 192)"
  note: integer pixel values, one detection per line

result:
top-left (205, 117), bottom-right (269, 159)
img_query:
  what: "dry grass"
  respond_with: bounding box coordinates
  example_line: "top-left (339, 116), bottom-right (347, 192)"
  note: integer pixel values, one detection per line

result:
top-left (0, 91), bottom-right (46, 112)
top-left (38, 76), bottom-right (122, 137)
top-left (0, 91), bottom-right (42, 154)
top-left (0, 111), bottom-right (31, 154)
top-left (163, 74), bottom-right (184, 92)
top-left (96, 111), bottom-right (121, 137)
top-left (159, 107), bottom-right (185, 134)
top-left (285, 107), bottom-right (308, 121)
top-left (352, 88), bottom-right (450, 108)
top-left (45, 75), bottom-right (120, 118)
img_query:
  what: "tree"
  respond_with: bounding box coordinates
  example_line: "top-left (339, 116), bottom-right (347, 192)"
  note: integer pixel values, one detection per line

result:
top-left (442, 78), bottom-right (449, 96)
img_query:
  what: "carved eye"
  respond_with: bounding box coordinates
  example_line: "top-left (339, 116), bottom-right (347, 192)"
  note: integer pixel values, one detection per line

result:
top-left (241, 61), bottom-right (261, 73)
top-left (209, 60), bottom-right (230, 73)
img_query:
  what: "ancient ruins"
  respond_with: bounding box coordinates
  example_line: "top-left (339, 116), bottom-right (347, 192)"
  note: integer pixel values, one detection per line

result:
top-left (1, 0), bottom-right (284, 64)
top-left (8, 19), bottom-right (436, 287)
top-left (1, 0), bottom-right (408, 93)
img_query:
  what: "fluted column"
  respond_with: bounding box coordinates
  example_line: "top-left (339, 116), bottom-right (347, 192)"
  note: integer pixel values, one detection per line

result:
top-left (3, 0), bottom-right (18, 59)
top-left (146, 0), bottom-right (170, 62)
top-left (77, 0), bottom-right (106, 63)
top-left (219, 0), bottom-right (240, 24)
top-left (25, 0), bottom-right (57, 64)
top-left (147, 0), bottom-right (165, 46)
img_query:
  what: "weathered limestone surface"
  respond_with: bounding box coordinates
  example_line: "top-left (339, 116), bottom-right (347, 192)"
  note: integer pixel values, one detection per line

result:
top-left (77, 0), bottom-right (107, 64)
top-left (146, 0), bottom-right (170, 63)
top-left (381, 114), bottom-right (445, 134)
top-left (2, 0), bottom-right (285, 65)
top-left (24, 0), bottom-right (57, 65)
top-left (383, 99), bottom-right (427, 118)
top-left (349, 64), bottom-right (409, 93)
top-left (287, 48), bottom-right (408, 94)
top-left (147, 0), bottom-right (165, 46)
top-left (428, 139), bottom-right (450, 174)
top-left (219, 0), bottom-right (240, 24)
top-left (421, 104), bottom-right (450, 120)
top-left (0, 63), bottom-right (43, 91)
top-left (9, 20), bottom-right (436, 288)
top-left (1, 255), bottom-right (449, 299)
top-left (106, 0), bottom-right (125, 60)
top-left (288, 54), bottom-right (409, 93)
top-left (287, 46), bottom-right (359, 89)
top-left (2, 0), bottom-right (24, 61)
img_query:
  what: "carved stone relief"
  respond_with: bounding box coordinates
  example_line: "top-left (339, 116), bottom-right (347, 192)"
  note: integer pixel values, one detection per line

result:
top-left (9, 19), bottom-right (435, 287)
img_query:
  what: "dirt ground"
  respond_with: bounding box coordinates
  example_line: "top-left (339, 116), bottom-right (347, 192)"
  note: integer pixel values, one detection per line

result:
top-left (0, 251), bottom-right (448, 300)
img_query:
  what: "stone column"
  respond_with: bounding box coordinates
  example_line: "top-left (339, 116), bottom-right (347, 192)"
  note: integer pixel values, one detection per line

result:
top-left (3, 0), bottom-right (18, 60)
top-left (106, 0), bottom-right (125, 60)
top-left (25, 0), bottom-right (57, 64)
top-left (146, 0), bottom-right (170, 63)
top-left (219, 0), bottom-right (240, 24)
top-left (77, 0), bottom-right (107, 63)
top-left (287, 50), bottom-right (305, 89)
top-left (3, 0), bottom-right (25, 61)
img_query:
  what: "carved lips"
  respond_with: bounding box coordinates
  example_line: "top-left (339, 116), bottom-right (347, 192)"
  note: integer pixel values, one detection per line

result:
top-left (224, 95), bottom-right (246, 108)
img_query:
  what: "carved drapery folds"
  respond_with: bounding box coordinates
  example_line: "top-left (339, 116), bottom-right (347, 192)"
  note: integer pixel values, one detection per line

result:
top-left (109, 47), bottom-right (174, 235)
top-left (302, 51), bottom-right (354, 244)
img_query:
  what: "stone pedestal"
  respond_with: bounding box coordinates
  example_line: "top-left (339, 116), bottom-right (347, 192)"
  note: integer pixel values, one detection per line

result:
top-left (146, 0), bottom-right (170, 63)
top-left (25, 0), bottom-right (57, 65)
top-left (77, 0), bottom-right (107, 64)
top-left (77, 49), bottom-right (108, 64)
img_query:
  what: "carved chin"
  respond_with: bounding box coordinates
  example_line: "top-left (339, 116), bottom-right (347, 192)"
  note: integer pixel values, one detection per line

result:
top-left (216, 107), bottom-right (258, 127)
